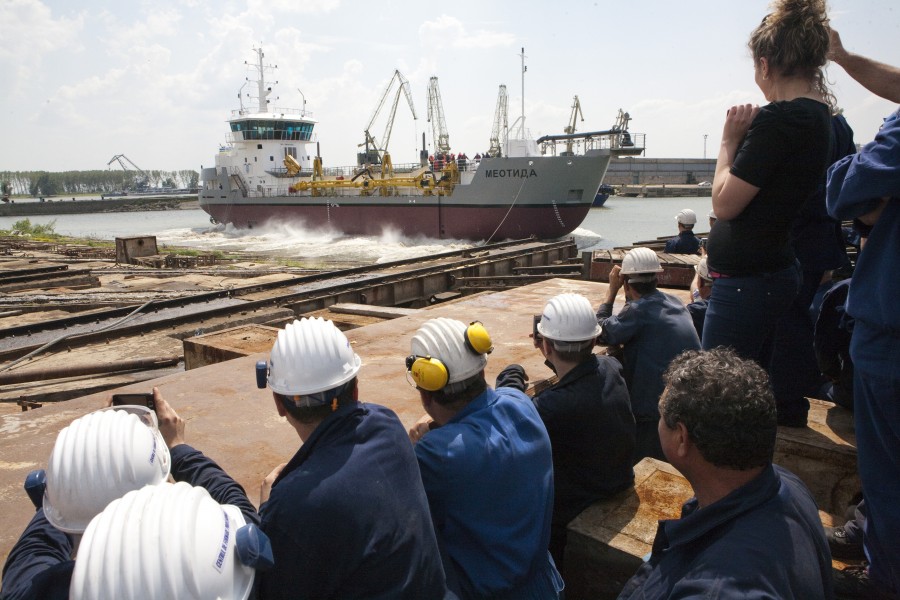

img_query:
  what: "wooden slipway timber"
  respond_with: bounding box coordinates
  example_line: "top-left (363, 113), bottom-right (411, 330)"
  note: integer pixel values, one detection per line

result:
top-left (588, 248), bottom-right (701, 288)
top-left (0, 238), bottom-right (584, 408)
top-left (0, 278), bottom-right (861, 594)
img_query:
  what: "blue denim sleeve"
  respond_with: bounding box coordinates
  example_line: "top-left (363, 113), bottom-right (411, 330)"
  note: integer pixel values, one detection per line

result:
top-left (599, 303), bottom-right (641, 346)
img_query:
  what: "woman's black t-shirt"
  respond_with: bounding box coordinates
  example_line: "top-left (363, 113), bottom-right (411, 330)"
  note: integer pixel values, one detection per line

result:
top-left (707, 98), bottom-right (832, 276)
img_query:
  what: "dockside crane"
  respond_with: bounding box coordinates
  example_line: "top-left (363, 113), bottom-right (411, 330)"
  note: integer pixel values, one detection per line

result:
top-left (107, 154), bottom-right (149, 190)
top-left (488, 85), bottom-right (508, 157)
top-left (427, 77), bottom-right (451, 156)
top-left (359, 70), bottom-right (417, 166)
top-left (563, 95), bottom-right (584, 155)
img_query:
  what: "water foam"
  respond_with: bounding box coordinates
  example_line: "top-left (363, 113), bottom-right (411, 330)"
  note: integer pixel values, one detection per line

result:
top-left (155, 218), bottom-right (472, 267)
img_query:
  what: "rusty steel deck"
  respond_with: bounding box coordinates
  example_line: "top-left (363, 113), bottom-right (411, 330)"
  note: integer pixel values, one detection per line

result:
top-left (0, 278), bottom-right (632, 563)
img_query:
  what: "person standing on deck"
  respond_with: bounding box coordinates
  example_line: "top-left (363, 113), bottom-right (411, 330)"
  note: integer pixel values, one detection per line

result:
top-left (702, 0), bottom-right (834, 390)
top-left (768, 111), bottom-right (857, 427)
top-left (826, 26), bottom-right (900, 600)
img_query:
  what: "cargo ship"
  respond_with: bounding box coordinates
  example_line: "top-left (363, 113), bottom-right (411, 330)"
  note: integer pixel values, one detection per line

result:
top-left (199, 48), bottom-right (614, 241)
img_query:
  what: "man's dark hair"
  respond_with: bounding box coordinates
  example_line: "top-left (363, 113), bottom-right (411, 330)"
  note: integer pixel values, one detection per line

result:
top-left (428, 374), bottom-right (486, 408)
top-left (550, 340), bottom-right (594, 364)
top-left (277, 378), bottom-right (357, 424)
top-left (661, 348), bottom-right (776, 470)
top-left (625, 276), bottom-right (657, 297)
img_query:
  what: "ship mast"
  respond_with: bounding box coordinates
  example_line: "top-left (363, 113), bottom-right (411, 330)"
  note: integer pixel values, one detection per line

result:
top-left (248, 47), bottom-right (277, 114)
top-left (519, 47), bottom-right (526, 132)
top-left (508, 47), bottom-right (528, 142)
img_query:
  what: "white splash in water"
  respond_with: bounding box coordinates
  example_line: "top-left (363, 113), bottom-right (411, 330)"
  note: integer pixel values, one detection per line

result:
top-left (155, 218), bottom-right (472, 266)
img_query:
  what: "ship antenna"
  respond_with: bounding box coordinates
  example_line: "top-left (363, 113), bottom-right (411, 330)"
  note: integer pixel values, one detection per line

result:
top-left (519, 47), bottom-right (526, 130)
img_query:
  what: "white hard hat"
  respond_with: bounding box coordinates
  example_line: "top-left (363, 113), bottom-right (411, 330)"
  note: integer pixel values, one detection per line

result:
top-left (43, 406), bottom-right (170, 534)
top-left (676, 209), bottom-right (697, 225)
top-left (411, 318), bottom-right (487, 386)
top-left (537, 293), bottom-right (601, 342)
top-left (267, 317), bottom-right (362, 397)
top-left (621, 247), bottom-right (663, 280)
top-left (696, 257), bottom-right (713, 281)
top-left (708, 209), bottom-right (717, 220)
top-left (70, 481), bottom-right (266, 600)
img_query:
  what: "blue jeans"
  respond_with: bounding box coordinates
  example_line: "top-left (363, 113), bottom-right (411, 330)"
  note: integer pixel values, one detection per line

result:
top-left (851, 322), bottom-right (900, 595)
top-left (702, 263), bottom-right (801, 369)
top-left (768, 269), bottom-right (826, 424)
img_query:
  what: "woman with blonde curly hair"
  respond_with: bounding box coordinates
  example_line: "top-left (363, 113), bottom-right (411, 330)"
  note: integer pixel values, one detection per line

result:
top-left (703, 0), bottom-right (834, 410)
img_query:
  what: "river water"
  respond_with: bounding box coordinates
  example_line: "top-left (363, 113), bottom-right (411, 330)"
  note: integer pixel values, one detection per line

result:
top-left (0, 196), bottom-right (715, 268)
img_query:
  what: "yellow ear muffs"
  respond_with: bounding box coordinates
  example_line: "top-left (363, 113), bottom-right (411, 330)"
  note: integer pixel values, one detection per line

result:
top-left (406, 355), bottom-right (450, 392)
top-left (464, 321), bottom-right (493, 355)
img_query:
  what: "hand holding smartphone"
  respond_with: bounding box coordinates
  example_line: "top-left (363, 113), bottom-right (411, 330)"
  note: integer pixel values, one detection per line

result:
top-left (111, 393), bottom-right (155, 410)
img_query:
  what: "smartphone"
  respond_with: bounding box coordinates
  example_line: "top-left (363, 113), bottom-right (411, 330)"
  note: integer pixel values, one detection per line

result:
top-left (111, 393), bottom-right (155, 410)
top-left (533, 314), bottom-right (543, 342)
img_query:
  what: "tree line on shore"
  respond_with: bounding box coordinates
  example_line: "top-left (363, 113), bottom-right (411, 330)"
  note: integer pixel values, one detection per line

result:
top-left (0, 169), bottom-right (200, 197)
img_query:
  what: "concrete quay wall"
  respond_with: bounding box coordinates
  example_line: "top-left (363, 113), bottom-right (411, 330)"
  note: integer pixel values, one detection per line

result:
top-left (605, 157), bottom-right (716, 186)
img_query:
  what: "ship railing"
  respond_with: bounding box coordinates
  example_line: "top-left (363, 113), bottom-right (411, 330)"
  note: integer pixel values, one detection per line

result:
top-left (231, 106), bottom-right (313, 118)
top-left (246, 183), bottom-right (430, 200)
top-left (317, 160), bottom-right (478, 178)
top-left (538, 132), bottom-right (646, 157)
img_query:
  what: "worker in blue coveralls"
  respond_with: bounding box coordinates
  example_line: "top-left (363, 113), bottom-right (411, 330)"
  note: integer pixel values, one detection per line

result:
top-left (664, 208), bottom-right (702, 254)
top-left (0, 401), bottom-right (269, 600)
top-left (495, 293), bottom-right (635, 575)
top-left (617, 348), bottom-right (833, 599)
top-left (406, 317), bottom-right (563, 600)
top-left (826, 27), bottom-right (900, 600)
top-left (596, 247), bottom-right (700, 464)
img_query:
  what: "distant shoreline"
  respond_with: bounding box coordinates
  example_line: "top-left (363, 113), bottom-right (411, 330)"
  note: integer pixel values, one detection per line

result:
top-left (0, 195), bottom-right (198, 217)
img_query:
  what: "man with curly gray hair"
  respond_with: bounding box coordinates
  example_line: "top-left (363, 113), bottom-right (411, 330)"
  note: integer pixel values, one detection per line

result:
top-left (618, 348), bottom-right (833, 599)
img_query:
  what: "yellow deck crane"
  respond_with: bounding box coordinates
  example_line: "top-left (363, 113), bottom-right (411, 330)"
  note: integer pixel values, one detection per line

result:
top-left (358, 69), bottom-right (417, 177)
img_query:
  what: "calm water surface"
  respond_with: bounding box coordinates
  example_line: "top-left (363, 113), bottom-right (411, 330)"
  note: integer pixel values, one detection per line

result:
top-left (0, 196), bottom-right (715, 267)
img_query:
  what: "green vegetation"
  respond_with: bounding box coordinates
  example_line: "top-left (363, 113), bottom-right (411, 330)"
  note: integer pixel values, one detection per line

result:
top-left (2, 218), bottom-right (60, 238)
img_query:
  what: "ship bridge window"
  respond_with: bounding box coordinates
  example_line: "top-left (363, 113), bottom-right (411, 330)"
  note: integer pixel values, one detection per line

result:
top-left (231, 120), bottom-right (315, 141)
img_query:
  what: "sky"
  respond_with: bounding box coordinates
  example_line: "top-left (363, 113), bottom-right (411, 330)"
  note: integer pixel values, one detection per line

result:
top-left (1, 0), bottom-right (898, 173)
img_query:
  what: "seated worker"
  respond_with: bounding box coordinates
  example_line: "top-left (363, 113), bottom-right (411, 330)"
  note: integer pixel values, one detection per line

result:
top-left (596, 247), bottom-right (700, 463)
top-left (495, 293), bottom-right (635, 574)
top-left (407, 317), bottom-right (563, 599)
top-left (664, 208), bottom-right (702, 254)
top-left (1, 407), bottom-right (266, 600)
top-left (687, 257), bottom-right (713, 339)
top-left (617, 348), bottom-right (833, 599)
top-left (248, 317), bottom-right (448, 599)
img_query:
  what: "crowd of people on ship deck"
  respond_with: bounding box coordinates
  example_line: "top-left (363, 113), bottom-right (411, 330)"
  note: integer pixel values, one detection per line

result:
top-left (3, 0), bottom-right (899, 597)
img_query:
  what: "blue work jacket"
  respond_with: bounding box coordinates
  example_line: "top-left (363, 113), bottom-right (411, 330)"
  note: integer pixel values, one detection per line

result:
top-left (618, 465), bottom-right (834, 599)
top-left (598, 290), bottom-right (700, 420)
top-left (415, 386), bottom-right (562, 600)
